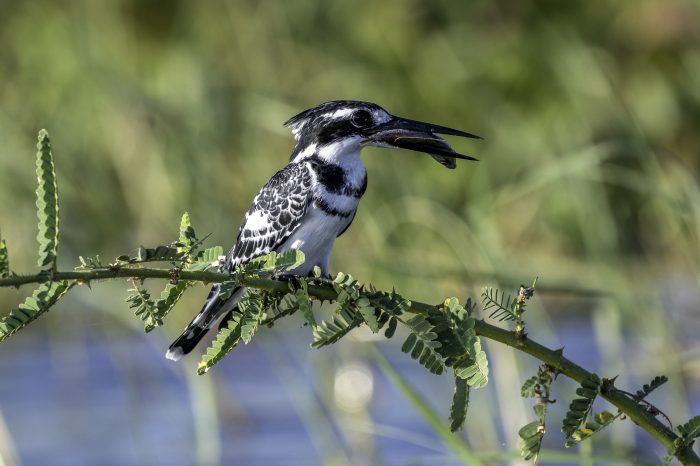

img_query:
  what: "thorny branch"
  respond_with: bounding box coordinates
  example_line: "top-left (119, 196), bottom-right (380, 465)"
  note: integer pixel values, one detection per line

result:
top-left (0, 267), bottom-right (698, 465)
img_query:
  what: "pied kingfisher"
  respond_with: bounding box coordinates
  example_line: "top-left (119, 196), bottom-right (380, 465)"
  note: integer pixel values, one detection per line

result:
top-left (166, 100), bottom-right (480, 361)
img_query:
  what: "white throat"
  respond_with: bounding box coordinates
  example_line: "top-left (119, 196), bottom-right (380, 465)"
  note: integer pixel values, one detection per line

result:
top-left (319, 139), bottom-right (365, 185)
top-left (293, 136), bottom-right (364, 167)
top-left (318, 136), bottom-right (362, 161)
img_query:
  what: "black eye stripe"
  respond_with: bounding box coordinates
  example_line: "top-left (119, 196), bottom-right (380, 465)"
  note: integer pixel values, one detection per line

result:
top-left (316, 120), bottom-right (355, 144)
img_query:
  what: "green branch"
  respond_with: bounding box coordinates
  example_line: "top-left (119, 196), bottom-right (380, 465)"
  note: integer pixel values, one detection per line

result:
top-left (0, 268), bottom-right (697, 465)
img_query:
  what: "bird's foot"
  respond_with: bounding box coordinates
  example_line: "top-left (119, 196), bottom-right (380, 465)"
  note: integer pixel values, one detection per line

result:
top-left (275, 273), bottom-right (304, 292)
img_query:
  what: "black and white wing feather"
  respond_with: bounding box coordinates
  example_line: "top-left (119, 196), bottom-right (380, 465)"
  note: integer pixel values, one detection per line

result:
top-left (166, 162), bottom-right (313, 361)
top-left (222, 162), bottom-right (314, 271)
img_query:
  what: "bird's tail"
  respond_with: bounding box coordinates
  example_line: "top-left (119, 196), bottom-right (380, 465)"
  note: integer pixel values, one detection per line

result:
top-left (165, 284), bottom-right (239, 361)
top-left (165, 325), bottom-right (210, 362)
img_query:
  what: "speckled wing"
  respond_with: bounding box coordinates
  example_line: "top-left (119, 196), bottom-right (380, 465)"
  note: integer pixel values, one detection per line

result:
top-left (222, 162), bottom-right (313, 272)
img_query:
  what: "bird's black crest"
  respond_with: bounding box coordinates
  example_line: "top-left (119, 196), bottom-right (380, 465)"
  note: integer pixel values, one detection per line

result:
top-left (283, 100), bottom-right (379, 129)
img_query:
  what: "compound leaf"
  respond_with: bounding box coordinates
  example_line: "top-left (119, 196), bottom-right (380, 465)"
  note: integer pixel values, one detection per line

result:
top-left (312, 307), bottom-right (361, 348)
top-left (242, 249), bottom-right (305, 275)
top-left (400, 315), bottom-right (443, 375)
top-left (198, 311), bottom-right (243, 374)
top-left (177, 212), bottom-right (197, 255)
top-left (126, 285), bottom-right (158, 330)
top-left (636, 375), bottom-right (668, 400)
top-left (357, 297), bottom-right (379, 333)
top-left (35, 130), bottom-right (59, 270)
top-left (0, 237), bottom-right (8, 278)
top-left (677, 415), bottom-right (700, 441)
top-left (149, 280), bottom-right (192, 331)
top-left (562, 374), bottom-right (602, 438)
top-left (565, 410), bottom-right (618, 447)
top-left (449, 376), bottom-right (470, 432)
top-left (519, 421), bottom-right (545, 461)
top-left (239, 290), bottom-right (265, 344)
top-left (0, 281), bottom-right (72, 341)
top-left (295, 279), bottom-right (316, 328)
top-left (481, 287), bottom-right (516, 322)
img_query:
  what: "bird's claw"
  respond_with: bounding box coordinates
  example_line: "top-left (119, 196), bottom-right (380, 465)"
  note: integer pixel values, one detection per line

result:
top-left (276, 273), bottom-right (304, 292)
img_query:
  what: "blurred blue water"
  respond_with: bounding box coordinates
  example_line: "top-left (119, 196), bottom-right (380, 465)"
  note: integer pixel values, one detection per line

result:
top-left (0, 318), bottom-right (452, 466)
top-left (0, 309), bottom-right (696, 466)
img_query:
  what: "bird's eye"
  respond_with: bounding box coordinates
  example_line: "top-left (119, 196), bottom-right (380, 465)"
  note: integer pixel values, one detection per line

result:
top-left (350, 110), bottom-right (372, 128)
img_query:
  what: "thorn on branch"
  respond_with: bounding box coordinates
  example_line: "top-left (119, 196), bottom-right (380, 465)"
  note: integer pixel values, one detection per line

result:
top-left (617, 387), bottom-right (674, 429)
top-left (602, 376), bottom-right (618, 395)
top-left (76, 278), bottom-right (91, 288)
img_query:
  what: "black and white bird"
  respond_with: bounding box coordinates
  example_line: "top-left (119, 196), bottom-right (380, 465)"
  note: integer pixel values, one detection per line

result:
top-left (166, 100), bottom-right (480, 361)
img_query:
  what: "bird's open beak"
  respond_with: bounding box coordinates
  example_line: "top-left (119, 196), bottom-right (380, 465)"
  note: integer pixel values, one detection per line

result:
top-left (363, 116), bottom-right (481, 169)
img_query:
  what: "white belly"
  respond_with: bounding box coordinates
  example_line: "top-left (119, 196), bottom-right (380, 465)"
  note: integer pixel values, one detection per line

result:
top-left (278, 205), bottom-right (354, 276)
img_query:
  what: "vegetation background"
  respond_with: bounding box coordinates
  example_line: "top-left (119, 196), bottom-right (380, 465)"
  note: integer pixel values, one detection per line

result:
top-left (0, 0), bottom-right (699, 465)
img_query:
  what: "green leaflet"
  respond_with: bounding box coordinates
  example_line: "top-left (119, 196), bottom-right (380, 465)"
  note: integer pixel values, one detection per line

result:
top-left (677, 415), bottom-right (700, 441)
top-left (665, 415), bottom-right (700, 466)
top-left (439, 298), bottom-right (489, 388)
top-left (518, 420), bottom-right (545, 461)
top-left (178, 212), bottom-right (197, 255)
top-left (217, 280), bottom-right (239, 300)
top-left (241, 249), bottom-right (305, 275)
top-left (521, 375), bottom-right (540, 398)
top-left (519, 364), bottom-right (556, 462)
top-left (364, 289), bottom-right (409, 338)
top-left (312, 306), bottom-right (361, 348)
top-left (310, 272), bottom-right (383, 347)
top-left (0, 281), bottom-right (72, 341)
top-left (356, 297), bottom-right (379, 333)
top-left (367, 289), bottom-right (411, 317)
top-left (520, 374), bottom-right (540, 398)
top-left (274, 292), bottom-right (298, 316)
top-left (76, 255), bottom-right (103, 270)
top-left (565, 410), bottom-right (619, 447)
top-left (125, 285), bottom-right (160, 331)
top-left (384, 316), bottom-right (397, 338)
top-left (271, 249), bottom-right (305, 273)
top-left (151, 280), bottom-right (192, 331)
top-left (562, 374), bottom-right (602, 438)
top-left (0, 237), bottom-right (8, 278)
top-left (127, 280), bottom-right (192, 332)
top-left (294, 279), bottom-right (316, 328)
top-left (400, 315), bottom-right (443, 375)
top-left (449, 376), bottom-right (469, 432)
top-left (35, 130), bottom-right (59, 270)
top-left (198, 311), bottom-right (243, 375)
top-left (188, 246), bottom-right (224, 271)
top-left (521, 366), bottom-right (555, 398)
top-left (455, 352), bottom-right (488, 388)
top-left (442, 297), bottom-right (468, 319)
top-left (127, 270), bottom-right (195, 333)
top-left (426, 315), bottom-right (469, 371)
top-left (481, 287), bottom-right (516, 322)
top-left (198, 246), bottom-right (224, 263)
top-left (136, 245), bottom-right (183, 263)
top-left (332, 272), bottom-right (362, 304)
top-left (635, 375), bottom-right (668, 400)
top-left (239, 291), bottom-right (265, 344)
top-left (456, 316), bottom-right (489, 388)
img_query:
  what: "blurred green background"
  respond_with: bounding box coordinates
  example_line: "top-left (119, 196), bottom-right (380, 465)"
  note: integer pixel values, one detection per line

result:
top-left (1, 0), bottom-right (700, 465)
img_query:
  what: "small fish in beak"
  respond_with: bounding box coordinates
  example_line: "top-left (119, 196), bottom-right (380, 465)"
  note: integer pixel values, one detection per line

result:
top-left (364, 116), bottom-right (481, 169)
